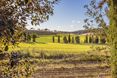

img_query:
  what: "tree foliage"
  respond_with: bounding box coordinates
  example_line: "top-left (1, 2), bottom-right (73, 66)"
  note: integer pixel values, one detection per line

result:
top-left (58, 35), bottom-right (60, 43)
top-left (0, 0), bottom-right (58, 51)
top-left (84, 35), bottom-right (88, 43)
top-left (63, 36), bottom-right (68, 44)
top-left (52, 36), bottom-right (55, 43)
top-left (84, 0), bottom-right (117, 77)
top-left (72, 37), bottom-right (74, 43)
top-left (68, 34), bottom-right (71, 43)
top-left (75, 36), bottom-right (80, 44)
top-left (32, 33), bottom-right (37, 42)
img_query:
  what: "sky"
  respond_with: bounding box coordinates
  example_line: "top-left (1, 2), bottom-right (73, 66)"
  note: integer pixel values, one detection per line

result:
top-left (26, 0), bottom-right (108, 31)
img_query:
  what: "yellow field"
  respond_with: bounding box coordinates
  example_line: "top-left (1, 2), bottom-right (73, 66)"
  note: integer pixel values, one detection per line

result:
top-left (10, 42), bottom-right (104, 54)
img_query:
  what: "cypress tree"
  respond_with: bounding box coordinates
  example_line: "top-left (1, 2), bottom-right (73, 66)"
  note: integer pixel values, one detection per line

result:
top-left (92, 35), bottom-right (95, 43)
top-left (58, 35), bottom-right (60, 43)
top-left (100, 37), bottom-right (106, 44)
top-left (95, 36), bottom-right (99, 44)
top-left (72, 37), bottom-right (74, 43)
top-left (68, 34), bottom-right (71, 43)
top-left (32, 34), bottom-right (37, 42)
top-left (52, 36), bottom-right (55, 43)
top-left (27, 34), bottom-right (31, 42)
top-left (89, 36), bottom-right (92, 43)
top-left (23, 33), bottom-right (27, 42)
top-left (84, 35), bottom-right (88, 43)
top-left (75, 36), bottom-right (80, 44)
top-left (63, 36), bottom-right (68, 43)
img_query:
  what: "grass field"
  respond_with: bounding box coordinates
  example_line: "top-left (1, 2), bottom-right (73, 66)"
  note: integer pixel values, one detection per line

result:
top-left (10, 34), bottom-right (103, 52)
top-left (10, 43), bottom-right (104, 54)
top-left (6, 35), bottom-right (110, 78)
top-left (36, 34), bottom-right (86, 43)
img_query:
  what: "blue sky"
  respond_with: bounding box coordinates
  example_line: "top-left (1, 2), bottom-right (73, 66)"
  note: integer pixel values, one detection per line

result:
top-left (27, 0), bottom-right (108, 31)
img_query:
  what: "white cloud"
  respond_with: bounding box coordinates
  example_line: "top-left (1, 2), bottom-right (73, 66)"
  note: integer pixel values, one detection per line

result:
top-left (72, 20), bottom-right (75, 23)
top-left (77, 21), bottom-right (81, 24)
top-left (70, 25), bottom-right (74, 28)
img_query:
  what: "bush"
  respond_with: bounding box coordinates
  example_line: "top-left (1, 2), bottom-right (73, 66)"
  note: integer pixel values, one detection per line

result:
top-left (63, 36), bottom-right (68, 43)
top-left (75, 36), bottom-right (80, 43)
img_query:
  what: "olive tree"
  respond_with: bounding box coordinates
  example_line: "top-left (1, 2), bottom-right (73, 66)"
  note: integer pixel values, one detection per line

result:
top-left (84, 0), bottom-right (117, 77)
top-left (0, 0), bottom-right (58, 51)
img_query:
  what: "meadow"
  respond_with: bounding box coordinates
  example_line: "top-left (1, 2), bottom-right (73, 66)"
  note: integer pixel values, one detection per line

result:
top-left (10, 34), bottom-right (105, 54)
top-left (2, 34), bottom-right (110, 78)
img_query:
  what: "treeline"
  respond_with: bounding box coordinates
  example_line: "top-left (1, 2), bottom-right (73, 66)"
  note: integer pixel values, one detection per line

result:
top-left (52, 34), bottom-right (106, 44)
top-left (52, 34), bottom-right (80, 44)
top-left (84, 35), bottom-right (106, 44)
top-left (20, 33), bottom-right (37, 42)
top-left (26, 30), bottom-right (56, 35)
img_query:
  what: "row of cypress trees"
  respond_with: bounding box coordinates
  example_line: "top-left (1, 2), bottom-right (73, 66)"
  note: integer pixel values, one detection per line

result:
top-left (23, 33), bottom-right (37, 42)
top-left (52, 34), bottom-right (106, 44)
top-left (52, 34), bottom-right (80, 44)
top-left (84, 35), bottom-right (106, 44)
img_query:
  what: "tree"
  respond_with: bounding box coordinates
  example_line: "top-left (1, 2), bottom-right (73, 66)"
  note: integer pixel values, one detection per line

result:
top-left (89, 36), bottom-right (92, 43)
top-left (92, 35), bottom-right (95, 43)
top-left (0, 0), bottom-right (58, 51)
top-left (32, 34), bottom-right (37, 42)
top-left (84, 35), bottom-right (88, 43)
top-left (100, 37), bottom-right (106, 44)
top-left (58, 35), bottom-right (60, 43)
top-left (84, 0), bottom-right (117, 77)
top-left (23, 33), bottom-right (27, 42)
top-left (68, 34), bottom-right (71, 43)
top-left (95, 36), bottom-right (99, 44)
top-left (63, 36), bottom-right (68, 44)
top-left (52, 36), bottom-right (55, 43)
top-left (75, 36), bottom-right (80, 44)
top-left (72, 37), bottom-right (74, 43)
top-left (27, 33), bottom-right (31, 42)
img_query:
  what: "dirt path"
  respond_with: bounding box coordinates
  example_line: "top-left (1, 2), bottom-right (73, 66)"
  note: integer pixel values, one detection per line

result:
top-left (32, 62), bottom-right (111, 78)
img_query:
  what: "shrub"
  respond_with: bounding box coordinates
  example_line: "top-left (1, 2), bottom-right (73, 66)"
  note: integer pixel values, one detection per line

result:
top-left (75, 36), bottom-right (80, 43)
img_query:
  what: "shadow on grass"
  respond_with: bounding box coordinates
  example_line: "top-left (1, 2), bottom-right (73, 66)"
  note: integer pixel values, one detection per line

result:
top-left (26, 42), bottom-right (47, 44)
